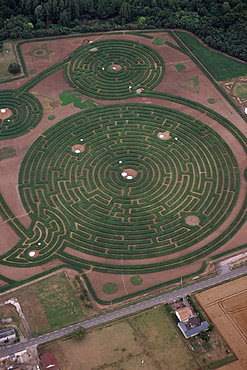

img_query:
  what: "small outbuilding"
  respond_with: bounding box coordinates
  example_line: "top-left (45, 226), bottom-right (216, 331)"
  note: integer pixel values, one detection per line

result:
top-left (0, 327), bottom-right (16, 345)
top-left (40, 352), bottom-right (59, 370)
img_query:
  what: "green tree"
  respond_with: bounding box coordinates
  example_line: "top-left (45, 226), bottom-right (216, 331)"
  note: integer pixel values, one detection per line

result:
top-left (8, 62), bottom-right (21, 74)
top-left (58, 9), bottom-right (71, 26)
top-left (199, 331), bottom-right (209, 342)
top-left (71, 326), bottom-right (86, 339)
top-left (120, 2), bottom-right (132, 22)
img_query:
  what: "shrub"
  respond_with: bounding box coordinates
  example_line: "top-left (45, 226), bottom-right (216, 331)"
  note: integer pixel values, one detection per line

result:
top-left (8, 63), bottom-right (21, 74)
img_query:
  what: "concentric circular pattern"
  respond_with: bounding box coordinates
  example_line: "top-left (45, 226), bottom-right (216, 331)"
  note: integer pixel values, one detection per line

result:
top-left (0, 90), bottom-right (42, 139)
top-left (17, 104), bottom-right (240, 270)
top-left (65, 39), bottom-right (165, 99)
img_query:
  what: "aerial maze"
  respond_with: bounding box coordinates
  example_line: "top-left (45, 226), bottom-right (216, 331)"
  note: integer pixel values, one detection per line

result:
top-left (0, 38), bottom-right (246, 298)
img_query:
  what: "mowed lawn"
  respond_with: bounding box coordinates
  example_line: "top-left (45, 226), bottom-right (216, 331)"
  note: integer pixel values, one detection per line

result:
top-left (34, 272), bottom-right (84, 329)
top-left (41, 306), bottom-right (197, 370)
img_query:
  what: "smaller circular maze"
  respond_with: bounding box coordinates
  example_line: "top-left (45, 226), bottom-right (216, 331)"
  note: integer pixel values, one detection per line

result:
top-left (16, 104), bottom-right (240, 272)
top-left (0, 90), bottom-right (42, 139)
top-left (65, 39), bottom-right (165, 99)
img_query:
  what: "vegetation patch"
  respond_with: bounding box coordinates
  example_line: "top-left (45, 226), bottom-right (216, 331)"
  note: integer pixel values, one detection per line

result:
top-left (48, 115), bottom-right (55, 120)
top-left (0, 42), bottom-right (19, 80)
top-left (175, 31), bottom-right (247, 81)
top-left (34, 272), bottom-right (83, 329)
top-left (244, 168), bottom-right (247, 182)
top-left (59, 90), bottom-right (97, 109)
top-left (152, 37), bottom-right (166, 45)
top-left (130, 276), bottom-right (143, 286)
top-left (179, 76), bottom-right (199, 92)
top-left (175, 64), bottom-right (186, 71)
top-left (102, 282), bottom-right (118, 294)
top-left (207, 98), bottom-right (216, 104)
top-left (0, 146), bottom-right (16, 161)
top-left (233, 82), bottom-right (247, 98)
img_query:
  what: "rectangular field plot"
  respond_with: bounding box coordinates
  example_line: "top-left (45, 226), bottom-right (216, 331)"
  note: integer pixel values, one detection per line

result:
top-left (34, 272), bottom-right (84, 329)
top-left (195, 275), bottom-right (247, 370)
top-left (40, 306), bottom-right (197, 370)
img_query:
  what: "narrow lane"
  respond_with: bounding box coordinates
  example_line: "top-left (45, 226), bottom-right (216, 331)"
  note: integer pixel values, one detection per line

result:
top-left (0, 266), bottom-right (246, 358)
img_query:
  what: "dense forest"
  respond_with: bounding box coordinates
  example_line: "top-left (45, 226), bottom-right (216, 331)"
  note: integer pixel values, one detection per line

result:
top-left (0, 0), bottom-right (247, 61)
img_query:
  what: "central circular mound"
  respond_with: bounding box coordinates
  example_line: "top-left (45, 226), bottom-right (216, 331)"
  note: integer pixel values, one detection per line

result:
top-left (121, 168), bottom-right (137, 179)
top-left (0, 108), bottom-right (12, 119)
top-left (65, 39), bottom-right (165, 99)
top-left (19, 104), bottom-right (240, 270)
top-left (109, 64), bottom-right (122, 72)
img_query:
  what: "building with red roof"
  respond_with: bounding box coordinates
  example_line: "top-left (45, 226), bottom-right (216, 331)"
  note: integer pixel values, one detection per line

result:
top-left (40, 352), bottom-right (59, 370)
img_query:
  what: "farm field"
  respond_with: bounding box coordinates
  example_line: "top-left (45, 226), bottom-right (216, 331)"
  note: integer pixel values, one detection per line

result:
top-left (0, 30), bottom-right (246, 304)
top-left (0, 271), bottom-right (94, 335)
top-left (40, 304), bottom-right (236, 370)
top-left (40, 306), bottom-right (197, 370)
top-left (195, 275), bottom-right (247, 370)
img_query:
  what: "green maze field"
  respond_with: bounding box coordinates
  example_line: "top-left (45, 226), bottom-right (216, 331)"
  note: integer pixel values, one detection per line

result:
top-left (0, 90), bottom-right (42, 139)
top-left (0, 33), bottom-right (246, 299)
top-left (65, 39), bottom-right (164, 99)
top-left (6, 102), bottom-right (240, 270)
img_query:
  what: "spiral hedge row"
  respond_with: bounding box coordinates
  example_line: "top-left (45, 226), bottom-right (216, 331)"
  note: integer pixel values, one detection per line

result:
top-left (65, 39), bottom-right (165, 99)
top-left (0, 90), bottom-right (42, 139)
top-left (2, 103), bottom-right (238, 272)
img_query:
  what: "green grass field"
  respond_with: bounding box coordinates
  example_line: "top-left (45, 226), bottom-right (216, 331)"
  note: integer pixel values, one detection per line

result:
top-left (175, 31), bottom-right (247, 81)
top-left (40, 305), bottom-right (235, 370)
top-left (233, 82), bottom-right (247, 98)
top-left (34, 272), bottom-right (84, 329)
top-left (40, 306), bottom-right (197, 370)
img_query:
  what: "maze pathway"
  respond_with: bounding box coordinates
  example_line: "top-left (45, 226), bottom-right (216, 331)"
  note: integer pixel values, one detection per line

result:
top-left (4, 103), bottom-right (240, 272)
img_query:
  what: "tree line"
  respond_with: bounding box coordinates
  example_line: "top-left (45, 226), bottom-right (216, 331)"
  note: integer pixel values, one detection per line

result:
top-left (0, 0), bottom-right (247, 62)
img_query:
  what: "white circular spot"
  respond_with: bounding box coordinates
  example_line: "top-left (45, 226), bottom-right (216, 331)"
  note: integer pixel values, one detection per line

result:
top-left (80, 139), bottom-right (84, 141)
top-left (75, 149), bottom-right (81, 153)
top-left (1, 109), bottom-right (6, 113)
top-left (175, 137), bottom-right (178, 140)
top-left (89, 41), bottom-right (93, 43)
top-left (160, 134), bottom-right (164, 138)
top-left (119, 160), bottom-right (122, 164)
top-left (38, 242), bottom-right (41, 246)
top-left (121, 171), bottom-right (127, 177)
top-left (113, 66), bottom-right (116, 70)
top-left (127, 175), bottom-right (133, 180)
top-left (245, 107), bottom-right (247, 114)
top-left (7, 120), bottom-right (10, 122)
top-left (29, 251), bottom-right (36, 257)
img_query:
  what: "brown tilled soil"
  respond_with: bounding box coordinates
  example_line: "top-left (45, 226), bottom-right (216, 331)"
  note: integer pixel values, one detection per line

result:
top-left (195, 276), bottom-right (247, 370)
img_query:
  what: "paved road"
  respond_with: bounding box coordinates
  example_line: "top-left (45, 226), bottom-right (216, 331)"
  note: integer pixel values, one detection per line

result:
top-left (0, 266), bottom-right (246, 358)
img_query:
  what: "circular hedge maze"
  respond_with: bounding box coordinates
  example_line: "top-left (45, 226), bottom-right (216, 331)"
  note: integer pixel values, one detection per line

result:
top-left (11, 103), bottom-right (240, 272)
top-left (65, 39), bottom-right (165, 99)
top-left (0, 90), bottom-right (42, 139)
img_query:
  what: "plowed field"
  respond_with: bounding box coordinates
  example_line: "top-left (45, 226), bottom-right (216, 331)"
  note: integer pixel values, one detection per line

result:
top-left (195, 275), bottom-right (247, 370)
